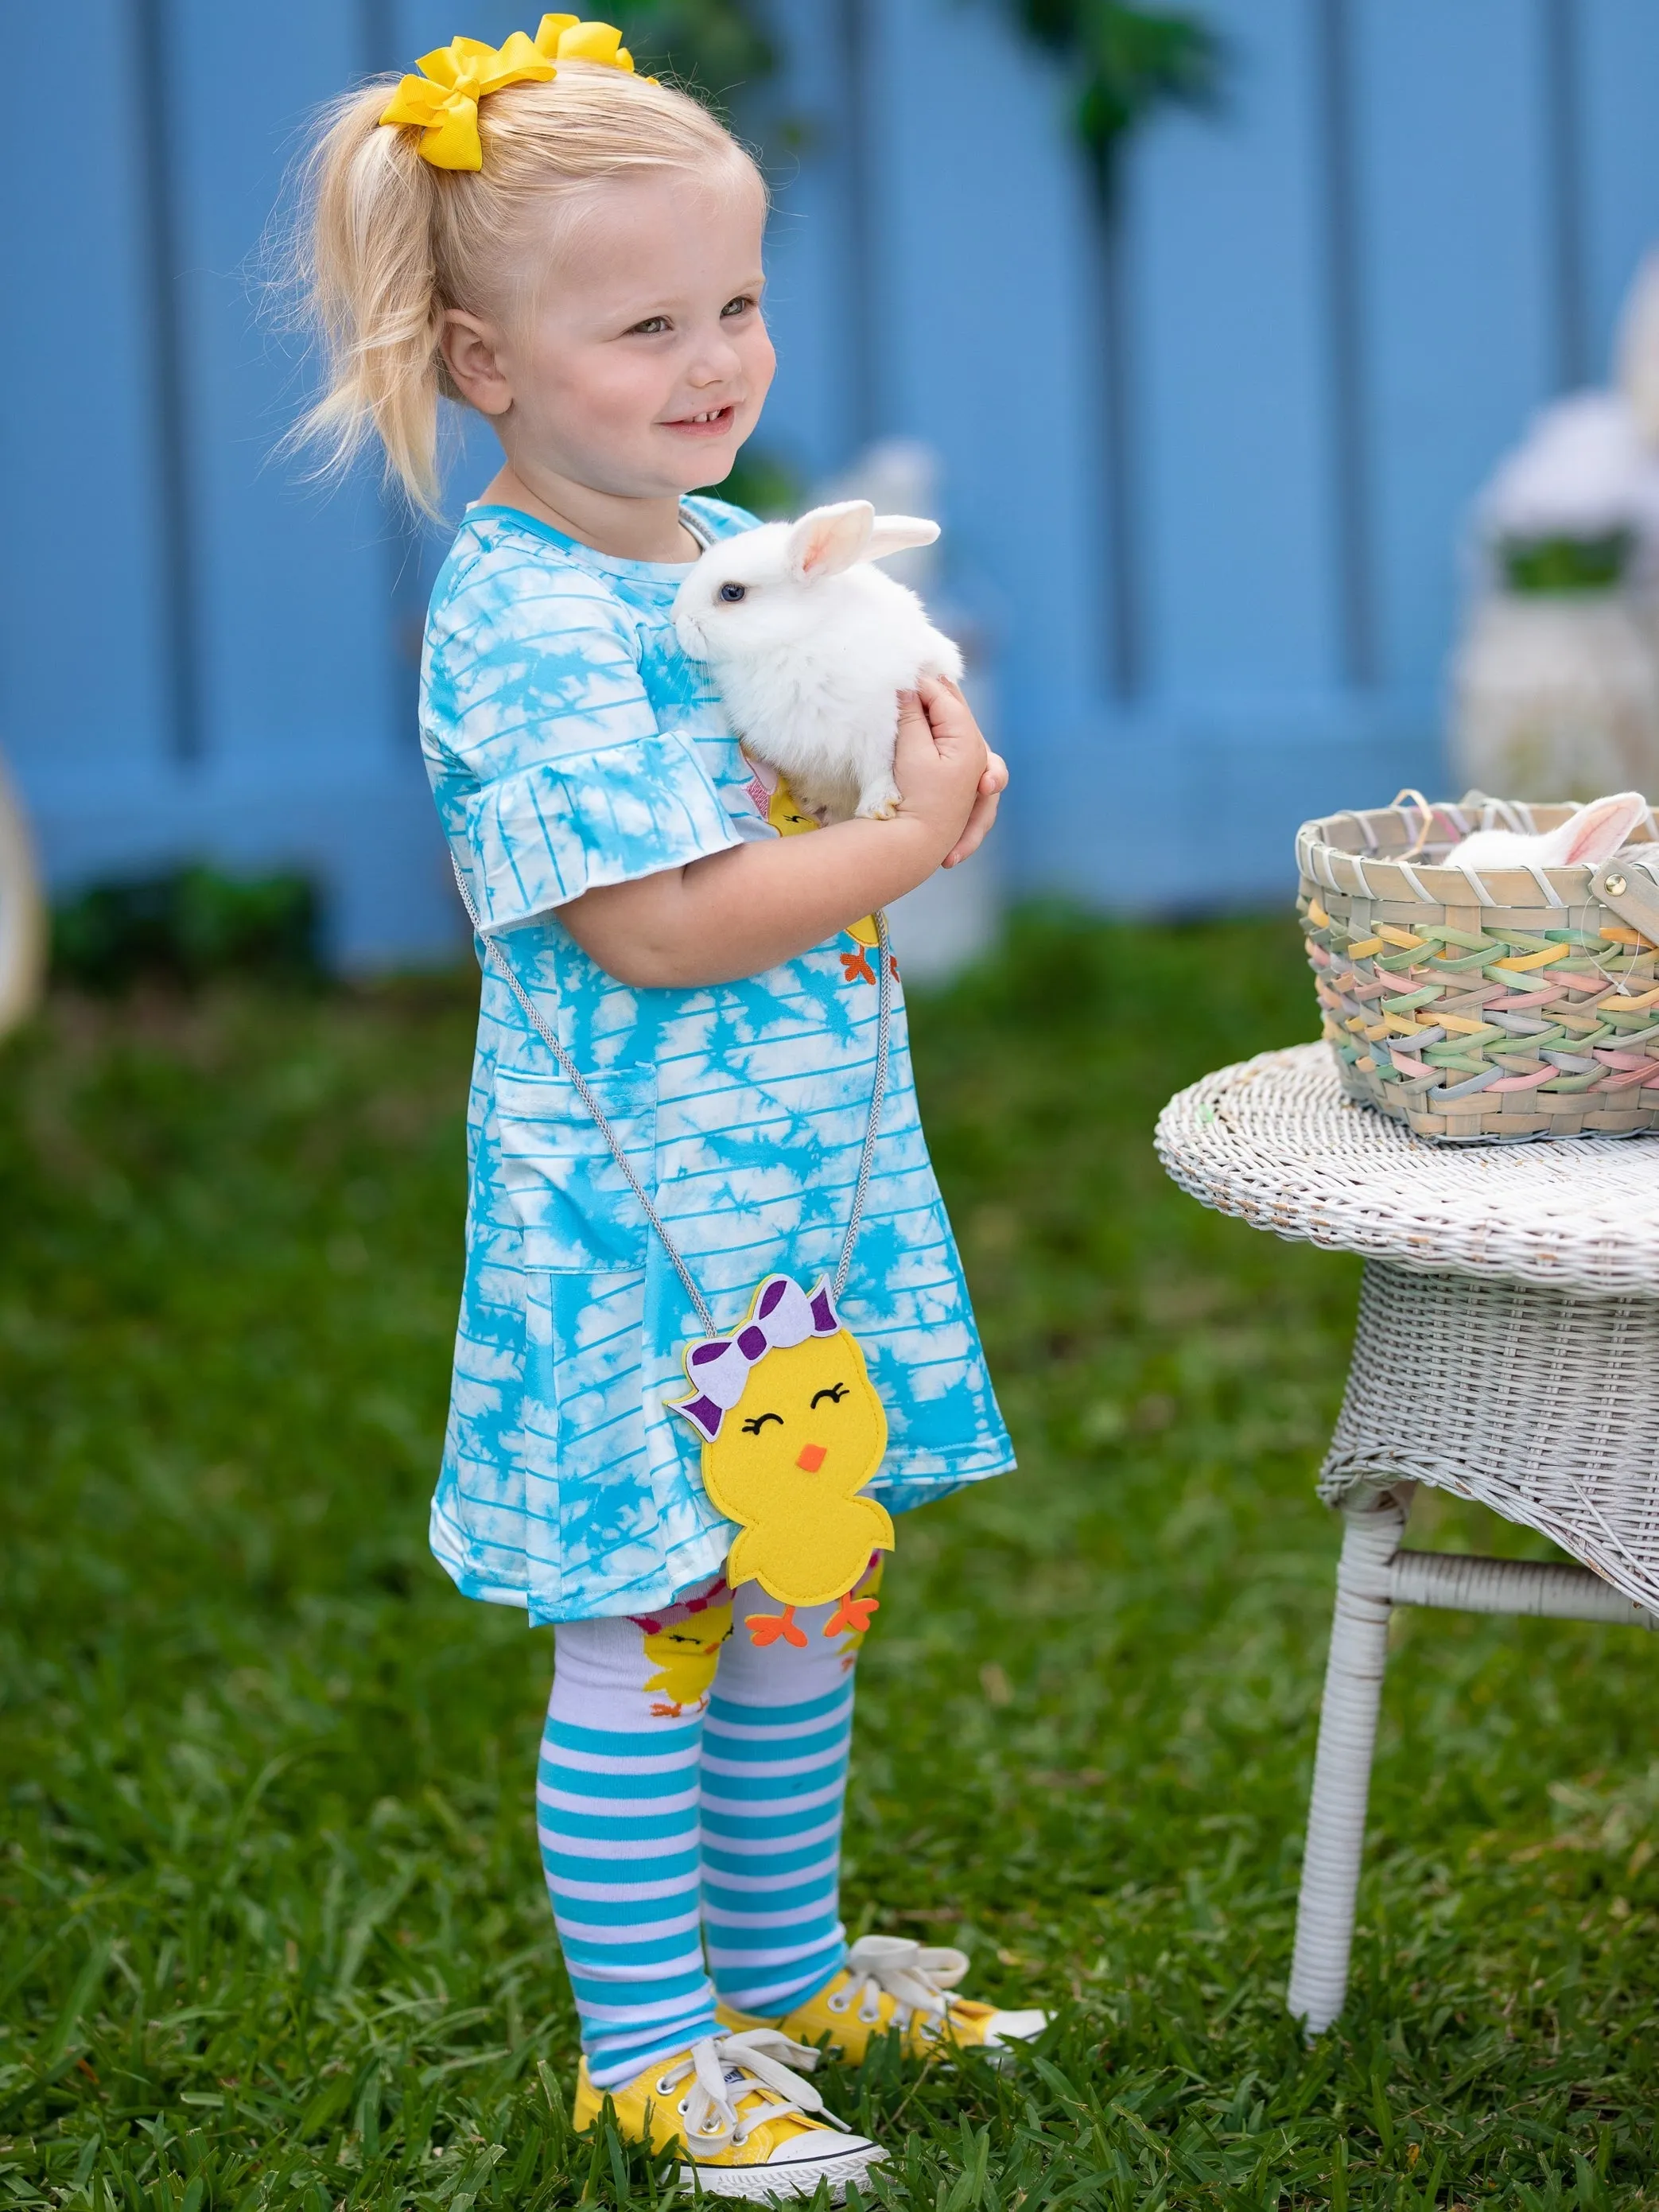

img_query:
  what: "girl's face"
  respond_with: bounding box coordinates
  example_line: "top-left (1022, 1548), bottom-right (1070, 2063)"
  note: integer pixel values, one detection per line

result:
top-left (461, 162), bottom-right (774, 503)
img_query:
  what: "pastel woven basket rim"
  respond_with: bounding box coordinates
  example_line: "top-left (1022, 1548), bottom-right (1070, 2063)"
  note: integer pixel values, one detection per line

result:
top-left (1297, 792), bottom-right (1659, 912)
top-left (1299, 793), bottom-right (1659, 1145)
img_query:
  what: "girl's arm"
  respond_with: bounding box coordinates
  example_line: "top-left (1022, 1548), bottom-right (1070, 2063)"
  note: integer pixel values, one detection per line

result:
top-left (558, 679), bottom-right (1001, 989)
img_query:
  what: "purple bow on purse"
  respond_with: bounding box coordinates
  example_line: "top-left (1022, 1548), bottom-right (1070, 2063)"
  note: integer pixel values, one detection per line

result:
top-left (671, 1274), bottom-right (841, 1441)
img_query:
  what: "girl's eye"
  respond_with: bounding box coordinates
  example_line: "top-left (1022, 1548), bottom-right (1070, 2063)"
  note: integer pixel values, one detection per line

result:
top-left (628, 315), bottom-right (670, 336)
top-left (721, 295), bottom-right (755, 318)
top-left (740, 1411), bottom-right (783, 1434)
top-left (719, 583), bottom-right (747, 603)
top-left (810, 1383), bottom-right (849, 1408)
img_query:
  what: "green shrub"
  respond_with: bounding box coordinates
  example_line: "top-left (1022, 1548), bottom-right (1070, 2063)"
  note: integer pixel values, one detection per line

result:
top-left (51, 865), bottom-right (321, 991)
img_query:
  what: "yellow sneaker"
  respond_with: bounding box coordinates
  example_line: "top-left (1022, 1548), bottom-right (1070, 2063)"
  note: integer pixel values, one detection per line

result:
top-left (717, 1935), bottom-right (1049, 2066)
top-left (571, 2028), bottom-right (887, 2201)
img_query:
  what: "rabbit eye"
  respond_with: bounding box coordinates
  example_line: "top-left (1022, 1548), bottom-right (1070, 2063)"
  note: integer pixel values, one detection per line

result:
top-left (718, 583), bottom-right (748, 603)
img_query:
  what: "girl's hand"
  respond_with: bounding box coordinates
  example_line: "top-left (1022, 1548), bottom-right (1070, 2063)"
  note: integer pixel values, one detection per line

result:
top-left (899, 677), bottom-right (1007, 869)
top-left (892, 677), bottom-right (1001, 865)
top-left (944, 738), bottom-right (1008, 870)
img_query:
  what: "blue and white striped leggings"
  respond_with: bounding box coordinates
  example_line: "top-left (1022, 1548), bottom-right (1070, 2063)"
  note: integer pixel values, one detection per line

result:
top-left (539, 1570), bottom-right (877, 2088)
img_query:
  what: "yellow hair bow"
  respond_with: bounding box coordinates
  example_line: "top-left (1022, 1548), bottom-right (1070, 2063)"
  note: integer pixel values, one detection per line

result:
top-left (532, 15), bottom-right (637, 68)
top-left (379, 19), bottom-right (636, 172)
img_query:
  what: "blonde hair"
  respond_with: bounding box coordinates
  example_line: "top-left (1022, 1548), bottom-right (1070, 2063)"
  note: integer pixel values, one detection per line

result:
top-left (289, 64), bottom-right (759, 515)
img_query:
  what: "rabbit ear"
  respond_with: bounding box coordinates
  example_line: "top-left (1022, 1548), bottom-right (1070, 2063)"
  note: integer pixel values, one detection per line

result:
top-left (1560, 791), bottom-right (1650, 864)
top-left (861, 515), bottom-right (941, 563)
top-left (784, 501), bottom-right (875, 582)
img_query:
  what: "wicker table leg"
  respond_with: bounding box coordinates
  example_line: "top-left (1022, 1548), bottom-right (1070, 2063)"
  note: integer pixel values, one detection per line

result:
top-left (1286, 1491), bottom-right (1408, 2034)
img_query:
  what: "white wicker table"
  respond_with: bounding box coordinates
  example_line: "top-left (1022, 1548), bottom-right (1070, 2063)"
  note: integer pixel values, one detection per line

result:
top-left (1156, 1044), bottom-right (1659, 2034)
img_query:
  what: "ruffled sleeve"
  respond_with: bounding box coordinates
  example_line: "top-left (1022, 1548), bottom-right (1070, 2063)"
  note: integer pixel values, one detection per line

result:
top-left (423, 546), bottom-right (741, 930)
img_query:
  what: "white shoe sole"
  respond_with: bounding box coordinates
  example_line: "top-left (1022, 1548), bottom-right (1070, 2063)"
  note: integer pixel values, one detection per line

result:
top-left (682, 2143), bottom-right (888, 2202)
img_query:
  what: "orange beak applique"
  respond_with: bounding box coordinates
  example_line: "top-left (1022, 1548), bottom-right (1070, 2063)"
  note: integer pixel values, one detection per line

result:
top-left (795, 1443), bottom-right (827, 1471)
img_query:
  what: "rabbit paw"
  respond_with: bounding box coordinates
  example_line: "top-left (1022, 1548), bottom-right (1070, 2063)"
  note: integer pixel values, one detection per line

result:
top-left (856, 783), bottom-right (903, 821)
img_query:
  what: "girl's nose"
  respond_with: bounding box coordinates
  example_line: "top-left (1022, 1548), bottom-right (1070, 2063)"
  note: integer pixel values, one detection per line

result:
top-left (688, 332), bottom-right (744, 387)
top-left (795, 1443), bottom-right (826, 1472)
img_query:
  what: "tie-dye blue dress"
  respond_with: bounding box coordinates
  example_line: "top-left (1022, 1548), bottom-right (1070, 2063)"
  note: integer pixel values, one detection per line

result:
top-left (420, 496), bottom-right (1014, 1624)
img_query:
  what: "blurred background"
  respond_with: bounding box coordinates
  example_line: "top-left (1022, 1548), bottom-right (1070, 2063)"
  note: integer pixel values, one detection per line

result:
top-left (6, 0), bottom-right (1659, 980)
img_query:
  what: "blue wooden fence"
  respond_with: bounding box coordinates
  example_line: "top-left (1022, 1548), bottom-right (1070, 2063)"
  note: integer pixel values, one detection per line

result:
top-left (4, 1), bottom-right (1657, 960)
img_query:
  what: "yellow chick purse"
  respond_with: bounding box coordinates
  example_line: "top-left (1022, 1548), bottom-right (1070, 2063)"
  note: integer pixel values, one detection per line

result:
top-left (670, 1276), bottom-right (894, 1646)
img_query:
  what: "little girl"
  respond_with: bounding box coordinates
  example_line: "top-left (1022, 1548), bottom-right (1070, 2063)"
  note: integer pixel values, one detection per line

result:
top-left (298, 21), bottom-right (1039, 2195)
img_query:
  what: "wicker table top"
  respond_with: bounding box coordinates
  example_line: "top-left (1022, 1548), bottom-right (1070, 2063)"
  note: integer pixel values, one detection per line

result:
top-left (1156, 1044), bottom-right (1659, 1298)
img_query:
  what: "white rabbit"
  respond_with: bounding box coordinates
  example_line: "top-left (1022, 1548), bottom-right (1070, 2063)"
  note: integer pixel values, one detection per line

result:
top-left (1448, 791), bottom-right (1651, 873)
top-left (674, 500), bottom-right (965, 822)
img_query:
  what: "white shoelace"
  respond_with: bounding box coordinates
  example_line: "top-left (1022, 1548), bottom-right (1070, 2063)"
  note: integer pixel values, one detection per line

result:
top-left (824, 1934), bottom-right (972, 2034)
top-left (652, 2029), bottom-right (849, 2160)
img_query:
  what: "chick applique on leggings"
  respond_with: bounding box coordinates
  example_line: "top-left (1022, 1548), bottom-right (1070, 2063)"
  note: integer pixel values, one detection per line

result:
top-left (670, 1276), bottom-right (894, 1649)
top-left (634, 1596), bottom-right (734, 1717)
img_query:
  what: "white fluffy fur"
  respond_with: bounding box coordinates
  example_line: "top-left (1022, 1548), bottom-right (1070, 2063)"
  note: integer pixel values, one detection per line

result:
top-left (674, 500), bottom-right (965, 822)
top-left (1448, 791), bottom-right (1650, 872)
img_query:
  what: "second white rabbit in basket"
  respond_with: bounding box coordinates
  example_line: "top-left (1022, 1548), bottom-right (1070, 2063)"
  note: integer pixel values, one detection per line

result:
top-left (673, 498), bottom-right (965, 823)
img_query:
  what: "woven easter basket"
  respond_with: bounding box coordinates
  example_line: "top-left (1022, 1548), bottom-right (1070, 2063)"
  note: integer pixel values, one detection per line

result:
top-left (1298, 794), bottom-right (1659, 1143)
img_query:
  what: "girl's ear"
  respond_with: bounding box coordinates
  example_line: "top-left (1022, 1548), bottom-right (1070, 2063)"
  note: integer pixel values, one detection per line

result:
top-left (440, 309), bottom-right (514, 418)
top-left (784, 501), bottom-right (875, 582)
top-left (861, 515), bottom-right (941, 563)
top-left (1561, 791), bottom-right (1649, 864)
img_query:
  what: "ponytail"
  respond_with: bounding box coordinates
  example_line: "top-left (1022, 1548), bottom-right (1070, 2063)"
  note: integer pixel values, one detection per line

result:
top-left (293, 86), bottom-right (449, 512)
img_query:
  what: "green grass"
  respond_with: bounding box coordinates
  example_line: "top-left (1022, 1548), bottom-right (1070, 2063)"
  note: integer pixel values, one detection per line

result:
top-left (3, 910), bottom-right (1658, 2208)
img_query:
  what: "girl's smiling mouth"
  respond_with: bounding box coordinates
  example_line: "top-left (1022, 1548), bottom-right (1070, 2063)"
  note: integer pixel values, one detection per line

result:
top-left (662, 403), bottom-right (737, 436)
